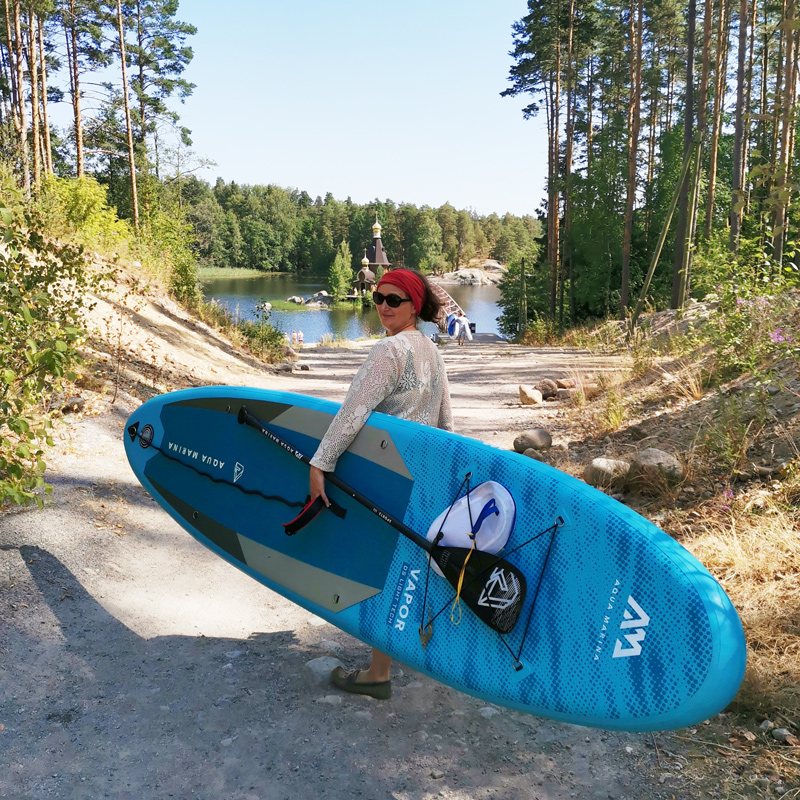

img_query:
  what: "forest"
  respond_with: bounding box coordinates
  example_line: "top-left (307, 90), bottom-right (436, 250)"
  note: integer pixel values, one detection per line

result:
top-left (505, 0), bottom-right (800, 325)
top-left (2, 0), bottom-right (800, 327)
top-left (0, 1), bottom-right (540, 298)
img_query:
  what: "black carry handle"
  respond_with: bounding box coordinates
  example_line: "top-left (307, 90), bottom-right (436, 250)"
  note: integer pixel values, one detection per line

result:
top-left (237, 405), bottom-right (527, 634)
top-left (283, 495), bottom-right (346, 535)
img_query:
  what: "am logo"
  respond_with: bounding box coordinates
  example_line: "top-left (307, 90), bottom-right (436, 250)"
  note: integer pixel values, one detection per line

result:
top-left (612, 596), bottom-right (650, 659)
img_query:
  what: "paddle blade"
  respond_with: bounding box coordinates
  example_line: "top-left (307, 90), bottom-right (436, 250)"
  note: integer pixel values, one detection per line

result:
top-left (432, 547), bottom-right (527, 634)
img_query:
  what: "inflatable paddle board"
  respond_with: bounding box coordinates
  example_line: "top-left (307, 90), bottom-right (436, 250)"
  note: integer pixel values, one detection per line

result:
top-left (123, 386), bottom-right (746, 731)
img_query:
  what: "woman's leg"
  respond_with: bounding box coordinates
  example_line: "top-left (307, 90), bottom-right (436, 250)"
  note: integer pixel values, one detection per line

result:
top-left (356, 648), bottom-right (392, 683)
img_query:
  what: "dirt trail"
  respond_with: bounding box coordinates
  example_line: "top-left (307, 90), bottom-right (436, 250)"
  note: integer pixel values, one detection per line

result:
top-left (0, 288), bottom-right (726, 799)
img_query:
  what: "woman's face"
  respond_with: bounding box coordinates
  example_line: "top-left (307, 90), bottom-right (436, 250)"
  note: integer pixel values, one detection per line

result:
top-left (375, 282), bottom-right (417, 336)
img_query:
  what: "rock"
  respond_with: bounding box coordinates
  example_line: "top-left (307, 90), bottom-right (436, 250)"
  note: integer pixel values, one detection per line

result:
top-left (286, 295), bottom-right (305, 304)
top-left (555, 388), bottom-right (571, 402)
top-left (62, 396), bottom-right (85, 414)
top-left (522, 448), bottom-right (544, 461)
top-left (274, 362), bottom-right (293, 373)
top-left (627, 448), bottom-right (684, 493)
top-left (514, 430), bottom-right (552, 452)
top-left (297, 362), bottom-right (311, 371)
top-left (255, 301), bottom-right (272, 312)
top-left (431, 770), bottom-right (445, 779)
top-left (583, 384), bottom-right (602, 400)
top-left (556, 377), bottom-right (575, 389)
top-left (478, 706), bottom-right (500, 719)
top-left (628, 424), bottom-right (649, 441)
top-left (760, 719), bottom-right (776, 732)
top-left (519, 385), bottom-right (543, 405)
top-left (304, 656), bottom-right (343, 685)
top-left (584, 458), bottom-right (631, 489)
top-left (772, 727), bottom-right (799, 745)
top-left (537, 379), bottom-right (559, 400)
top-left (316, 695), bottom-right (343, 706)
top-left (318, 639), bottom-right (345, 656)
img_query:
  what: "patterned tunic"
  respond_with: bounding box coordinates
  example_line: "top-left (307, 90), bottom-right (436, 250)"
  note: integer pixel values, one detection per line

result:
top-left (310, 329), bottom-right (453, 472)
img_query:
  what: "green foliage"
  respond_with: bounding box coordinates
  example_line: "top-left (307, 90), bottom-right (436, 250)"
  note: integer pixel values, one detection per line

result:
top-left (139, 208), bottom-right (200, 303)
top-left (33, 175), bottom-right (131, 253)
top-left (328, 239), bottom-right (353, 300)
top-left (496, 245), bottom-right (544, 337)
top-left (238, 316), bottom-right (288, 361)
top-left (178, 178), bottom-right (540, 277)
top-left (702, 285), bottom-right (796, 383)
top-left (0, 205), bottom-right (104, 507)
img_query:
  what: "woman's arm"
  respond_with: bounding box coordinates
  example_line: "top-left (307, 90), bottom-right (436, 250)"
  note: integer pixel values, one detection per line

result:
top-left (309, 342), bottom-right (399, 502)
top-left (438, 370), bottom-right (454, 432)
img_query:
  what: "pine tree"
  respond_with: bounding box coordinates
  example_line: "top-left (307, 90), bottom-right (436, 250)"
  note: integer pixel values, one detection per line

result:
top-left (328, 239), bottom-right (353, 300)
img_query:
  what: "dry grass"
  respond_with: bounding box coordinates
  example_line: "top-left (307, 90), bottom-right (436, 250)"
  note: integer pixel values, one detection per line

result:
top-left (672, 474), bottom-right (800, 721)
top-left (674, 358), bottom-right (707, 402)
top-left (595, 369), bottom-right (630, 433)
top-left (567, 369), bottom-right (590, 408)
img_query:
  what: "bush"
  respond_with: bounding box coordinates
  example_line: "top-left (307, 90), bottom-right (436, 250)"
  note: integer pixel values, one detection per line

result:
top-left (0, 204), bottom-right (105, 507)
top-left (33, 174), bottom-right (131, 253)
top-left (139, 208), bottom-right (200, 304)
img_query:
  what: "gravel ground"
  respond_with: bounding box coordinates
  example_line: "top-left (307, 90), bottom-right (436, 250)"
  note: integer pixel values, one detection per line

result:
top-left (0, 286), bottom-right (746, 799)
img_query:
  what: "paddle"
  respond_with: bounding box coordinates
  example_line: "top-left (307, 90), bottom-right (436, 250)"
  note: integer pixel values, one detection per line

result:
top-left (237, 406), bottom-right (527, 635)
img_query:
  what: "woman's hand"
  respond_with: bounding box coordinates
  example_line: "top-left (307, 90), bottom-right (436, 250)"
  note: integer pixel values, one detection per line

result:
top-left (309, 465), bottom-right (330, 507)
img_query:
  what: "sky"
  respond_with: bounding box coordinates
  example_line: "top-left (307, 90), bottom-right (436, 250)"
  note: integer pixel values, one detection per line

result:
top-left (170, 0), bottom-right (549, 217)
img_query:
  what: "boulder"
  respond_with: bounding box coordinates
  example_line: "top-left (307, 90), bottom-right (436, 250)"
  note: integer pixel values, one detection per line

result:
top-left (537, 379), bottom-right (558, 400)
top-left (584, 457), bottom-right (631, 489)
top-left (555, 388), bottom-right (571, 402)
top-left (627, 448), bottom-right (684, 493)
top-left (286, 295), bottom-right (305, 304)
top-left (514, 430), bottom-right (552, 452)
top-left (519, 385), bottom-right (543, 405)
top-left (556, 377), bottom-right (576, 389)
top-left (62, 396), bottom-right (85, 414)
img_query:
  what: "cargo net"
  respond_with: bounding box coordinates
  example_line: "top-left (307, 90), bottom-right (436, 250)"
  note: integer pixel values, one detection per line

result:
top-left (420, 472), bottom-right (561, 670)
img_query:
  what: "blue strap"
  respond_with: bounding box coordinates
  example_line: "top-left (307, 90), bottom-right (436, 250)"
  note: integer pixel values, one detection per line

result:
top-left (470, 498), bottom-right (500, 538)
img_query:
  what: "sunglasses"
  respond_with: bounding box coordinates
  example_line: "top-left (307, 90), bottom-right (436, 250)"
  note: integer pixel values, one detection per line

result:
top-left (372, 291), bottom-right (412, 308)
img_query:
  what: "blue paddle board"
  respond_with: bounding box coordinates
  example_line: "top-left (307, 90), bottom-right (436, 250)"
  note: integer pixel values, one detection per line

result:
top-left (123, 386), bottom-right (746, 731)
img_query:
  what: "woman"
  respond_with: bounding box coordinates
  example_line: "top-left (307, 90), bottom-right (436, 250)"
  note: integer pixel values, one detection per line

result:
top-left (309, 268), bottom-right (453, 700)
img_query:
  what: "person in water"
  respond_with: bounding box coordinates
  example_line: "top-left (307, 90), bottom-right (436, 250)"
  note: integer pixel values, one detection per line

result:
top-left (309, 268), bottom-right (453, 700)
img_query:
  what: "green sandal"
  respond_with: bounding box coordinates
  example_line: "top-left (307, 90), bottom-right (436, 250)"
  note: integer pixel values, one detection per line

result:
top-left (330, 666), bottom-right (392, 700)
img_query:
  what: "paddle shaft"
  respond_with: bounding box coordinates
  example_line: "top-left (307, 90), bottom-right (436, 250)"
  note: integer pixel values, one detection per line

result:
top-left (238, 407), bottom-right (434, 554)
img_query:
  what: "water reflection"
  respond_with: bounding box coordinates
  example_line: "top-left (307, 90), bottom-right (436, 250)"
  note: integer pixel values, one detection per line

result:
top-left (201, 273), bottom-right (503, 343)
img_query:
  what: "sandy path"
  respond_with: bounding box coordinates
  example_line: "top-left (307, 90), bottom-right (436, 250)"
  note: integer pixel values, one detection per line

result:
top-left (0, 291), bottom-right (699, 799)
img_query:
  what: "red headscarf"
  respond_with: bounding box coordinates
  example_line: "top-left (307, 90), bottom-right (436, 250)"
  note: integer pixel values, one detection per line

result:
top-left (376, 269), bottom-right (426, 315)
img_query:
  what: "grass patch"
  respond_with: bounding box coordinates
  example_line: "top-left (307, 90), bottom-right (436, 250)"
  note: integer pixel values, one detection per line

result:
top-left (198, 267), bottom-right (288, 280)
top-left (674, 476), bottom-right (800, 720)
top-left (193, 298), bottom-right (288, 363)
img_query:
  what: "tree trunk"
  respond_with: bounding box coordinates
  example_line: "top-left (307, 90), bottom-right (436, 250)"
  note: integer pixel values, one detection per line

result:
top-left (671, 0), bottom-right (695, 308)
top-left (3, 0), bottom-right (21, 156)
top-left (12, 0), bottom-right (29, 193)
top-left (729, 0), bottom-right (749, 252)
top-left (563, 0), bottom-right (576, 324)
top-left (772, 0), bottom-right (797, 267)
top-left (679, 0), bottom-right (714, 307)
top-left (26, 12), bottom-right (41, 192)
top-left (116, 0), bottom-right (140, 232)
top-left (38, 14), bottom-right (53, 175)
top-left (621, 0), bottom-right (643, 316)
top-left (586, 53), bottom-right (594, 175)
top-left (66, 0), bottom-right (84, 177)
top-left (645, 44), bottom-right (660, 242)
top-left (548, 27), bottom-right (561, 321)
top-left (136, 0), bottom-right (147, 142)
top-left (704, 0), bottom-right (730, 241)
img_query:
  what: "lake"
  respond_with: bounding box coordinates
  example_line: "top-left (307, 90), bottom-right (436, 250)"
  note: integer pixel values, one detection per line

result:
top-left (201, 273), bottom-right (505, 343)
